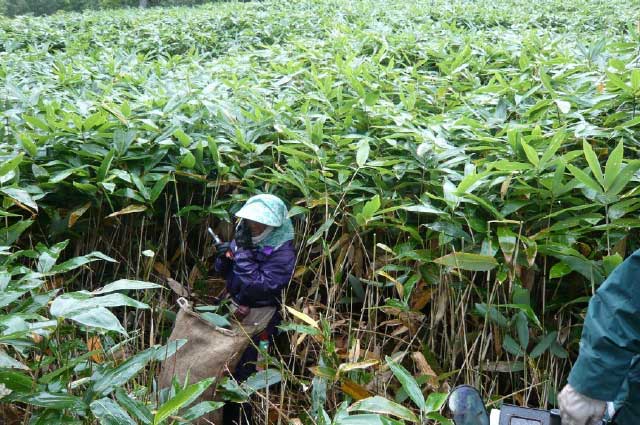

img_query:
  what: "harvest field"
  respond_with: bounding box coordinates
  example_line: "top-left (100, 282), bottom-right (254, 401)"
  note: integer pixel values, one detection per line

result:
top-left (2, 0), bottom-right (640, 423)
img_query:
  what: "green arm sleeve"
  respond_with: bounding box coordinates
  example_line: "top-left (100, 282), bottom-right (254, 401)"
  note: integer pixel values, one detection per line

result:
top-left (568, 249), bottom-right (640, 401)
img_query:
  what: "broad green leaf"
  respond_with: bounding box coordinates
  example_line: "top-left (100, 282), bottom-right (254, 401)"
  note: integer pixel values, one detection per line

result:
top-left (0, 370), bottom-right (33, 392)
top-left (515, 311), bottom-right (529, 349)
top-left (608, 161), bottom-right (640, 196)
top-left (385, 356), bottom-right (425, 411)
top-left (475, 303), bottom-right (508, 327)
top-left (503, 335), bottom-right (525, 357)
top-left (0, 350), bottom-right (29, 370)
top-left (497, 227), bottom-right (517, 264)
top-left (567, 164), bottom-right (602, 193)
top-left (181, 401), bottom-right (225, 421)
top-left (433, 253), bottom-right (498, 272)
top-left (348, 396), bottom-right (418, 422)
top-left (603, 253), bottom-right (623, 276)
top-left (582, 141), bottom-right (604, 185)
top-left (307, 217), bottom-right (334, 246)
top-left (11, 392), bottom-right (87, 411)
top-left (92, 279), bottom-right (163, 294)
top-left (97, 150), bottom-right (116, 182)
top-left (242, 369), bottom-right (282, 395)
top-left (153, 378), bottom-right (214, 425)
top-left (1, 188), bottom-right (38, 211)
top-left (91, 347), bottom-right (158, 396)
top-left (604, 142), bottom-right (623, 191)
top-left (51, 251), bottom-right (116, 273)
top-left (356, 140), bottom-right (370, 167)
top-left (539, 132), bottom-right (564, 169)
top-left (90, 398), bottom-right (136, 425)
top-left (530, 332), bottom-right (558, 359)
top-left (424, 392), bottom-right (448, 413)
top-left (51, 293), bottom-right (149, 317)
top-left (520, 140), bottom-right (539, 167)
top-left (401, 204), bottom-right (445, 215)
top-left (66, 307), bottom-right (127, 335)
top-left (200, 312), bottom-right (231, 328)
top-left (0, 220), bottom-right (33, 246)
top-left (361, 195), bottom-right (381, 221)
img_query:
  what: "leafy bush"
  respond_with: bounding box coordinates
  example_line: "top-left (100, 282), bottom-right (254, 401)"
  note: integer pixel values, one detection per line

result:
top-left (2, 0), bottom-right (640, 422)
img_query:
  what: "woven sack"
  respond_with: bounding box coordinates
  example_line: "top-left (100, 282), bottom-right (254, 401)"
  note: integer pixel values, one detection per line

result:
top-left (158, 298), bottom-right (276, 424)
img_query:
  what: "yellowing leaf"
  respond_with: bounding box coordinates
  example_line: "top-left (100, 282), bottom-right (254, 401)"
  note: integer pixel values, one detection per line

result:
top-left (87, 336), bottom-right (104, 363)
top-left (285, 305), bottom-right (319, 329)
top-left (69, 202), bottom-right (91, 228)
top-left (337, 359), bottom-right (379, 376)
top-left (340, 378), bottom-right (372, 401)
top-left (106, 204), bottom-right (147, 218)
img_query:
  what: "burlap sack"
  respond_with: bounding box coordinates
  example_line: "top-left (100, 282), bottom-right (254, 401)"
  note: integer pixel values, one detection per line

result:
top-left (158, 298), bottom-right (276, 424)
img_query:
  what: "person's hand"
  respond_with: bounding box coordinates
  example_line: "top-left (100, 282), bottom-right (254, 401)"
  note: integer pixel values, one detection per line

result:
top-left (558, 384), bottom-right (606, 425)
top-left (214, 241), bottom-right (231, 258)
top-left (235, 220), bottom-right (253, 250)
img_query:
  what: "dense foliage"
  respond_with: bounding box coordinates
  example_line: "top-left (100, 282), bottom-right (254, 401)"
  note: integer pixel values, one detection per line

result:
top-left (0, 0), bottom-right (217, 17)
top-left (2, 0), bottom-right (640, 423)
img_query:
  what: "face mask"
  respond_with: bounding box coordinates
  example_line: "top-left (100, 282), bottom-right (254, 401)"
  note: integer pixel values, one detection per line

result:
top-left (251, 226), bottom-right (273, 245)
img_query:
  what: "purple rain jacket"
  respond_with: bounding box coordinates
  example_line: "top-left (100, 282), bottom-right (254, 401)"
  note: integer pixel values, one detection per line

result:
top-left (214, 239), bottom-right (296, 308)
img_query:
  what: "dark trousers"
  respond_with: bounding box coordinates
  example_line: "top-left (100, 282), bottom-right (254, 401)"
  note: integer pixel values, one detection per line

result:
top-left (222, 312), bottom-right (280, 425)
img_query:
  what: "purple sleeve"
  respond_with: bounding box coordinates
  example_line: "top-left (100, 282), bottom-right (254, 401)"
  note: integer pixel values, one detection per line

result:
top-left (232, 247), bottom-right (295, 303)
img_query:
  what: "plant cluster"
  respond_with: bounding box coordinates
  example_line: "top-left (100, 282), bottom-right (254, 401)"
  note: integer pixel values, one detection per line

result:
top-left (2, 0), bottom-right (640, 423)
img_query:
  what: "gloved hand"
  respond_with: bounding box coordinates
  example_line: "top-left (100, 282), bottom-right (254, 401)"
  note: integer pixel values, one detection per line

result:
top-left (214, 241), bottom-right (231, 258)
top-left (234, 220), bottom-right (253, 250)
top-left (558, 384), bottom-right (606, 425)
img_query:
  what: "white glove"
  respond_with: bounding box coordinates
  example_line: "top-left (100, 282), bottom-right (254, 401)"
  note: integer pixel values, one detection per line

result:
top-left (558, 384), bottom-right (606, 425)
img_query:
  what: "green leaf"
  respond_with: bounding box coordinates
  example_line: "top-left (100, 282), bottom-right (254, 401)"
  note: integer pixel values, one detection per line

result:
top-left (307, 217), bottom-right (334, 246)
top-left (356, 140), bottom-right (370, 167)
top-left (361, 195), bottom-right (381, 221)
top-left (348, 396), bottom-right (418, 422)
top-left (242, 369), bottom-right (282, 395)
top-left (539, 132), bottom-right (564, 169)
top-left (50, 251), bottom-right (116, 273)
top-left (503, 335), bottom-right (525, 357)
top-left (0, 220), bottom-right (33, 246)
top-left (520, 140), bottom-right (539, 167)
top-left (153, 378), bottom-right (215, 425)
top-left (604, 142), bottom-right (623, 191)
top-left (608, 161), bottom-right (640, 196)
top-left (0, 350), bottom-right (29, 370)
top-left (424, 392), bottom-right (448, 413)
top-left (97, 150), bottom-right (116, 182)
top-left (582, 141), bottom-right (604, 186)
top-left (515, 311), bottom-right (529, 349)
top-left (475, 303), bottom-right (508, 327)
top-left (401, 204), bottom-right (445, 215)
top-left (567, 163), bottom-right (602, 193)
top-left (603, 253), bottom-right (623, 277)
top-left (92, 279), bottom-right (163, 294)
top-left (90, 398), bottom-right (136, 425)
top-left (66, 307), bottom-right (127, 335)
top-left (497, 227), bottom-right (517, 264)
top-left (200, 312), bottom-right (231, 328)
top-left (91, 347), bottom-right (159, 396)
top-left (385, 356), bottom-right (425, 411)
top-left (0, 370), bottom-right (33, 392)
top-left (1, 188), bottom-right (38, 211)
top-left (530, 332), bottom-right (558, 359)
top-left (12, 392), bottom-right (87, 411)
top-left (181, 401), bottom-right (225, 422)
top-left (115, 388), bottom-right (153, 425)
top-left (433, 253), bottom-right (498, 271)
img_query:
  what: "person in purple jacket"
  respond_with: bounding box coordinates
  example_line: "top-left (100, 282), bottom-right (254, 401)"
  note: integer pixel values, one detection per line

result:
top-left (213, 194), bottom-right (296, 425)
